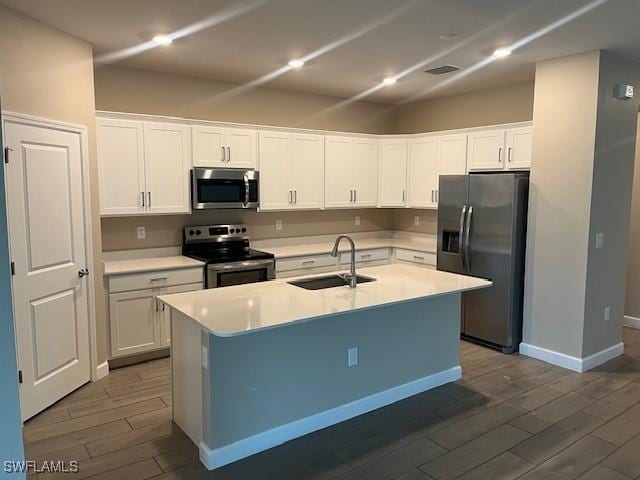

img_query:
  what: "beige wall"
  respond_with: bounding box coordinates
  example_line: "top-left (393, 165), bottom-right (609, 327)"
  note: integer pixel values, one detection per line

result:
top-left (0, 5), bottom-right (108, 363)
top-left (102, 209), bottom-right (394, 251)
top-left (391, 209), bottom-right (438, 235)
top-left (392, 81), bottom-right (535, 134)
top-left (94, 65), bottom-right (394, 134)
top-left (523, 51), bottom-right (640, 359)
top-left (625, 118), bottom-right (640, 319)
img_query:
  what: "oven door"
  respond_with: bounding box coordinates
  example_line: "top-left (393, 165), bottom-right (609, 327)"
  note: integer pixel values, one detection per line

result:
top-left (192, 168), bottom-right (259, 209)
top-left (206, 259), bottom-right (275, 288)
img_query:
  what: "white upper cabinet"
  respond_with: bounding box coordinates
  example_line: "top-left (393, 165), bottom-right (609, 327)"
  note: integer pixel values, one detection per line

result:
top-left (506, 126), bottom-right (533, 170)
top-left (325, 136), bottom-right (378, 208)
top-left (259, 131), bottom-right (324, 211)
top-left (408, 137), bottom-right (438, 208)
top-left (192, 125), bottom-right (257, 168)
top-left (352, 138), bottom-right (379, 207)
top-left (97, 118), bottom-right (146, 215)
top-left (97, 117), bottom-right (190, 216)
top-left (467, 129), bottom-right (506, 171)
top-left (438, 134), bottom-right (468, 176)
top-left (379, 139), bottom-right (408, 207)
top-left (143, 122), bottom-right (191, 214)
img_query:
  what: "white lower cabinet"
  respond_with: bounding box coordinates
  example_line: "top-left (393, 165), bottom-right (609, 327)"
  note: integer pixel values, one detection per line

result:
top-left (108, 268), bottom-right (203, 359)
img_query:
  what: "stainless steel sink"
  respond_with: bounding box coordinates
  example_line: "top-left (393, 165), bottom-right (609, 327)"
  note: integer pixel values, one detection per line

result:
top-left (287, 274), bottom-right (376, 290)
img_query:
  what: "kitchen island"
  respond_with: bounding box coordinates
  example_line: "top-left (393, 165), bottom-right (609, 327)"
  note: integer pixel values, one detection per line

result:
top-left (158, 263), bottom-right (491, 470)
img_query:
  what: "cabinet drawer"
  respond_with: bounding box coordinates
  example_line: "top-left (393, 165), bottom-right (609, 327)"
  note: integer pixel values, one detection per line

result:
top-left (340, 248), bottom-right (390, 264)
top-left (276, 254), bottom-right (337, 272)
top-left (108, 267), bottom-right (204, 293)
top-left (395, 249), bottom-right (436, 266)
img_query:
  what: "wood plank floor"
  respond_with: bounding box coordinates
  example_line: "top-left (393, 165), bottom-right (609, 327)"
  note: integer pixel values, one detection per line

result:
top-left (23, 327), bottom-right (640, 480)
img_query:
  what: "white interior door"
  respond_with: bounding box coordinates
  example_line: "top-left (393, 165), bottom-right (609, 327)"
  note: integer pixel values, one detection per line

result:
top-left (290, 134), bottom-right (324, 210)
top-left (352, 138), bottom-right (379, 207)
top-left (144, 122), bottom-right (191, 214)
top-left (4, 121), bottom-right (91, 420)
top-left (258, 131), bottom-right (291, 210)
top-left (408, 137), bottom-right (438, 208)
top-left (324, 136), bottom-right (353, 208)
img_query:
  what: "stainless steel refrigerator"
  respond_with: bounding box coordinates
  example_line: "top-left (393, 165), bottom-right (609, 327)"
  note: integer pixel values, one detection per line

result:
top-left (437, 172), bottom-right (529, 353)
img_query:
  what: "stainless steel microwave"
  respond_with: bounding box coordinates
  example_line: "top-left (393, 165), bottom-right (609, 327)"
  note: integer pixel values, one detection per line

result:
top-left (191, 168), bottom-right (259, 210)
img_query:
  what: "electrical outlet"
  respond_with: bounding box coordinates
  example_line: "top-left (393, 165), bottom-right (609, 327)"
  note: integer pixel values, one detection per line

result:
top-left (604, 306), bottom-right (611, 322)
top-left (355, 216), bottom-right (361, 226)
top-left (595, 232), bottom-right (604, 248)
top-left (347, 347), bottom-right (358, 367)
top-left (136, 226), bottom-right (146, 239)
top-left (201, 346), bottom-right (209, 369)
top-left (414, 215), bottom-right (420, 226)
top-left (275, 219), bottom-right (283, 231)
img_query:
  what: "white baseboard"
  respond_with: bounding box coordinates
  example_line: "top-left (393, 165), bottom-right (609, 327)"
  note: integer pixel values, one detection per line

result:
top-left (624, 315), bottom-right (640, 329)
top-left (519, 342), bottom-right (624, 373)
top-left (199, 365), bottom-right (462, 470)
top-left (95, 361), bottom-right (109, 380)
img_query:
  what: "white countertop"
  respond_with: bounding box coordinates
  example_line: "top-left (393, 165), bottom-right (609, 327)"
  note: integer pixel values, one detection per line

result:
top-left (103, 256), bottom-right (205, 276)
top-left (258, 237), bottom-right (437, 259)
top-left (158, 263), bottom-right (491, 337)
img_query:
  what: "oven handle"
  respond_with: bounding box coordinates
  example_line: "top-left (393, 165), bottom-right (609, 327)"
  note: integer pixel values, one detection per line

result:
top-left (207, 259), bottom-right (274, 272)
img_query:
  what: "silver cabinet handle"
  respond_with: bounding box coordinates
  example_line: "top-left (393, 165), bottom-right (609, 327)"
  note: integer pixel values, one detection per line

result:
top-left (464, 206), bottom-right (473, 272)
top-left (141, 191), bottom-right (145, 208)
top-left (413, 255), bottom-right (424, 261)
top-left (435, 190), bottom-right (439, 203)
top-left (162, 302), bottom-right (166, 311)
top-left (508, 147), bottom-right (513, 162)
top-left (155, 298), bottom-right (159, 312)
top-left (431, 190), bottom-right (434, 202)
top-left (459, 205), bottom-right (467, 268)
top-left (302, 260), bottom-right (315, 266)
top-left (402, 190), bottom-right (406, 202)
top-left (294, 190), bottom-right (297, 204)
top-left (360, 254), bottom-right (372, 259)
top-left (78, 268), bottom-right (89, 278)
top-left (148, 192), bottom-right (151, 208)
top-left (288, 190), bottom-right (293, 204)
top-left (354, 189), bottom-right (357, 203)
top-left (222, 146), bottom-right (226, 162)
top-left (227, 146), bottom-right (231, 163)
top-left (498, 147), bottom-right (503, 163)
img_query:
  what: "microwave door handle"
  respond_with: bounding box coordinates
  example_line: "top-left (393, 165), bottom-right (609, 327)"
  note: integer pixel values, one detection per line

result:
top-left (459, 205), bottom-right (467, 270)
top-left (464, 206), bottom-right (473, 272)
top-left (244, 173), bottom-right (250, 207)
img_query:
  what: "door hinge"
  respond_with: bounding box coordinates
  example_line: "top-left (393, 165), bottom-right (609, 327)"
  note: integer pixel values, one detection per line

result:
top-left (10, 261), bottom-right (15, 276)
top-left (18, 370), bottom-right (23, 384)
top-left (3, 146), bottom-right (12, 164)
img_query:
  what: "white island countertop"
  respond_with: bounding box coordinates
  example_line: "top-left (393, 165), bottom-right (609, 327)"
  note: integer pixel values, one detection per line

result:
top-left (158, 263), bottom-right (491, 337)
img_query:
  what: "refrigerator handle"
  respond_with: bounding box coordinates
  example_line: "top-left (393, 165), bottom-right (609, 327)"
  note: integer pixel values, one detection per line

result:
top-left (459, 205), bottom-right (467, 269)
top-left (464, 206), bottom-right (473, 271)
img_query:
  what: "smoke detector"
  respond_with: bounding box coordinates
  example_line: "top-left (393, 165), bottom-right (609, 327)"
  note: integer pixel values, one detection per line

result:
top-left (424, 65), bottom-right (461, 75)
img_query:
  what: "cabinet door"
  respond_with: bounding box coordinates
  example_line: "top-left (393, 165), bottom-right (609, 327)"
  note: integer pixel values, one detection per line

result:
top-left (158, 283), bottom-right (203, 348)
top-left (408, 137), bottom-right (438, 208)
top-left (379, 139), bottom-right (408, 207)
top-left (437, 133), bottom-right (468, 203)
top-left (352, 138), bottom-right (379, 207)
top-left (324, 136), bottom-right (353, 208)
top-left (97, 118), bottom-right (146, 215)
top-left (258, 131), bottom-right (291, 211)
top-left (191, 125), bottom-right (226, 167)
top-left (109, 290), bottom-right (160, 358)
top-left (506, 126), bottom-right (532, 170)
top-left (467, 130), bottom-right (505, 171)
top-left (227, 127), bottom-right (257, 169)
top-left (144, 122), bottom-right (191, 214)
top-left (290, 134), bottom-right (324, 210)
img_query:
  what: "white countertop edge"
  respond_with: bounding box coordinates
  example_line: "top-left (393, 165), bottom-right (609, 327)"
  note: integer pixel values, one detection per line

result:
top-left (103, 256), bottom-right (205, 276)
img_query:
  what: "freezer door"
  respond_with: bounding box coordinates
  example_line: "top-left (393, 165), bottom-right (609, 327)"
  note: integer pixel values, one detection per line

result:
top-left (462, 173), bottom-right (519, 349)
top-left (437, 175), bottom-right (468, 275)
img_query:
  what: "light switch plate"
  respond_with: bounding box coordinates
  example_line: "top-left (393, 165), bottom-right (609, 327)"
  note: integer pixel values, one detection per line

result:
top-left (348, 347), bottom-right (358, 367)
top-left (595, 232), bottom-right (604, 249)
top-left (201, 346), bottom-right (208, 369)
top-left (604, 306), bottom-right (611, 322)
top-left (355, 216), bottom-right (361, 226)
top-left (136, 226), bottom-right (146, 240)
top-left (414, 216), bottom-right (420, 226)
top-left (275, 219), bottom-right (283, 231)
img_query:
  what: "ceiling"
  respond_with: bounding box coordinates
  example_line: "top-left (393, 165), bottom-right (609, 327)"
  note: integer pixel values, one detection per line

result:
top-left (4, 0), bottom-right (640, 104)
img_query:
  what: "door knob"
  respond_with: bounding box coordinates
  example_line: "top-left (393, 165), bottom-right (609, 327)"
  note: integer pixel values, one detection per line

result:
top-left (78, 268), bottom-right (90, 278)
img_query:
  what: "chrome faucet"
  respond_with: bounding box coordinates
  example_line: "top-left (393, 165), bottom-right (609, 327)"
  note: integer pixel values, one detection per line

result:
top-left (331, 235), bottom-right (357, 288)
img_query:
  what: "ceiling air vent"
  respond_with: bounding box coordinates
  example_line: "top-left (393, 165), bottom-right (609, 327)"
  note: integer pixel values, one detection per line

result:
top-left (424, 65), bottom-right (460, 75)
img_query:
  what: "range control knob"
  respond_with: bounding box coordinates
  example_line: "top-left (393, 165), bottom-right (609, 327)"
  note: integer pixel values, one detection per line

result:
top-left (196, 230), bottom-right (202, 235)
top-left (242, 228), bottom-right (247, 233)
top-left (189, 230), bottom-right (195, 236)
top-left (229, 228), bottom-right (235, 234)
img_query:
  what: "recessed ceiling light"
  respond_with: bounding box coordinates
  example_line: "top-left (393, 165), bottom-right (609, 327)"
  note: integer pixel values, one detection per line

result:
top-left (288, 59), bottom-right (305, 68)
top-left (493, 47), bottom-right (512, 58)
top-left (439, 33), bottom-right (458, 41)
top-left (382, 77), bottom-right (397, 86)
top-left (153, 35), bottom-right (173, 45)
